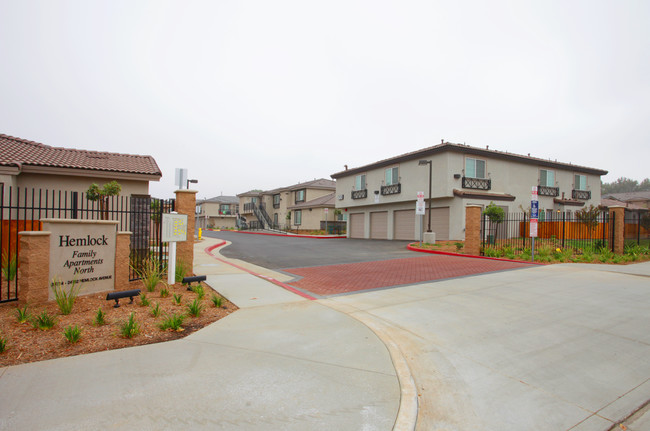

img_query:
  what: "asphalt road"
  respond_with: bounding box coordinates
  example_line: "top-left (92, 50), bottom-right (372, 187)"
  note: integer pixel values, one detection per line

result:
top-left (203, 230), bottom-right (415, 269)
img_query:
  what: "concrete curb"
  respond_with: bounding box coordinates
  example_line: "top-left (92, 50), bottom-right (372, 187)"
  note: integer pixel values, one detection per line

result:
top-left (203, 241), bottom-right (317, 300)
top-left (322, 300), bottom-right (418, 431)
top-left (407, 242), bottom-right (545, 265)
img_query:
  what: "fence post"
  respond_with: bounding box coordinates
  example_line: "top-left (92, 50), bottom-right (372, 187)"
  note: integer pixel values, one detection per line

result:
top-left (18, 231), bottom-right (51, 304)
top-left (608, 206), bottom-right (625, 254)
top-left (115, 231), bottom-right (132, 291)
top-left (174, 189), bottom-right (197, 271)
top-left (465, 205), bottom-right (482, 256)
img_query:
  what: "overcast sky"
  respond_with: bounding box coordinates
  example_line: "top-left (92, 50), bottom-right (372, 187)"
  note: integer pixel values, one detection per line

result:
top-left (1, 0), bottom-right (648, 199)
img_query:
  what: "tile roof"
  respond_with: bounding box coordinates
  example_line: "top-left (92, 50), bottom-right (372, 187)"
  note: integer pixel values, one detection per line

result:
top-left (331, 141), bottom-right (608, 179)
top-left (602, 191), bottom-right (650, 202)
top-left (0, 134), bottom-right (162, 177)
top-left (600, 198), bottom-right (648, 210)
top-left (238, 179), bottom-right (335, 197)
top-left (198, 195), bottom-right (239, 204)
top-left (289, 192), bottom-right (336, 209)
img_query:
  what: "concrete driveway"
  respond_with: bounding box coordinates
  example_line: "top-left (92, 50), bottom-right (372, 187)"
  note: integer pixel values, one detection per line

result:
top-left (322, 262), bottom-right (650, 430)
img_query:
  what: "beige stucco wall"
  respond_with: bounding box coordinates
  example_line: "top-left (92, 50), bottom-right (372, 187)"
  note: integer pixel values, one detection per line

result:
top-left (293, 207), bottom-right (330, 231)
top-left (335, 150), bottom-right (604, 241)
top-left (14, 173), bottom-right (150, 196)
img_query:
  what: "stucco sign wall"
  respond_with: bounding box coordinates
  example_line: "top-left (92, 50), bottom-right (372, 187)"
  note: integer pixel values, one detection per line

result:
top-left (43, 219), bottom-right (118, 299)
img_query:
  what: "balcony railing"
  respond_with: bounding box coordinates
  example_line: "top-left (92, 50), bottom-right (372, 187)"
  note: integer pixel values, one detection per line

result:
top-left (572, 189), bottom-right (591, 200)
top-left (462, 177), bottom-right (491, 190)
top-left (538, 186), bottom-right (559, 197)
top-left (381, 183), bottom-right (401, 196)
top-left (351, 189), bottom-right (367, 200)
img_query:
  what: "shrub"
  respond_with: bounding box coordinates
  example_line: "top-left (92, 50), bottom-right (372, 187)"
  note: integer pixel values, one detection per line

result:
top-left (51, 277), bottom-right (82, 315)
top-left (191, 283), bottom-right (205, 299)
top-left (454, 242), bottom-right (463, 252)
top-left (186, 298), bottom-right (204, 317)
top-left (175, 259), bottom-right (188, 283)
top-left (150, 302), bottom-right (161, 317)
top-left (32, 311), bottom-right (57, 330)
top-left (159, 313), bottom-right (185, 331)
top-left (139, 293), bottom-right (150, 306)
top-left (172, 293), bottom-right (182, 305)
top-left (1, 252), bottom-right (17, 281)
top-left (63, 325), bottom-right (82, 344)
top-left (93, 308), bottom-right (107, 326)
top-left (119, 312), bottom-right (140, 338)
top-left (210, 294), bottom-right (223, 308)
top-left (15, 305), bottom-right (30, 323)
top-left (133, 257), bottom-right (164, 292)
top-left (0, 335), bottom-right (6, 353)
top-left (160, 285), bottom-right (170, 298)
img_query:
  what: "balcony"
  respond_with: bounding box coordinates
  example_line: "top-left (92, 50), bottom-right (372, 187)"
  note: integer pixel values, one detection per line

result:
top-left (538, 186), bottom-right (559, 197)
top-left (381, 183), bottom-right (401, 196)
top-left (462, 177), bottom-right (491, 191)
top-left (572, 189), bottom-right (591, 200)
top-left (351, 189), bottom-right (367, 200)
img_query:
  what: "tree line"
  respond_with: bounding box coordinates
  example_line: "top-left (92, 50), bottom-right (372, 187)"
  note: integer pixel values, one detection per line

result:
top-left (602, 177), bottom-right (650, 194)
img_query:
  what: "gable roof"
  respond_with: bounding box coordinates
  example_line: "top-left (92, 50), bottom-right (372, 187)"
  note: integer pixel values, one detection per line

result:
top-left (602, 191), bottom-right (650, 202)
top-left (289, 192), bottom-right (336, 210)
top-left (0, 134), bottom-right (162, 178)
top-left (198, 195), bottom-right (239, 205)
top-left (238, 178), bottom-right (335, 197)
top-left (331, 141), bottom-right (608, 179)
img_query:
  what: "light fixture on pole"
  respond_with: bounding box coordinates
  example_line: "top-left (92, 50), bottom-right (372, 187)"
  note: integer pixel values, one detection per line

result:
top-left (418, 159), bottom-right (432, 232)
top-left (186, 179), bottom-right (198, 189)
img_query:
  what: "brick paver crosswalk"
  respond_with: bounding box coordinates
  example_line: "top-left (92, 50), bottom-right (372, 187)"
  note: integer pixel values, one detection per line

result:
top-left (283, 255), bottom-right (534, 296)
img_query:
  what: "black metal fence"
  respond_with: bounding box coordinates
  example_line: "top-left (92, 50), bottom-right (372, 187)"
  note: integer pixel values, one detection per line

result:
top-left (481, 211), bottom-right (615, 254)
top-left (0, 186), bottom-right (174, 303)
top-left (623, 211), bottom-right (650, 246)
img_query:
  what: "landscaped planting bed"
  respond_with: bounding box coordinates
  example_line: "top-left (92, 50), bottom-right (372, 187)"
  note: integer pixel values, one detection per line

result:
top-left (0, 280), bottom-right (237, 367)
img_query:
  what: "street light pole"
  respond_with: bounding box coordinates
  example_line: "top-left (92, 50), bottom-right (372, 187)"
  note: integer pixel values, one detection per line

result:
top-left (418, 160), bottom-right (432, 232)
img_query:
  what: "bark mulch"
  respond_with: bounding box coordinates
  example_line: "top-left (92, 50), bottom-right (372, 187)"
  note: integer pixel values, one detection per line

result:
top-left (0, 281), bottom-right (237, 367)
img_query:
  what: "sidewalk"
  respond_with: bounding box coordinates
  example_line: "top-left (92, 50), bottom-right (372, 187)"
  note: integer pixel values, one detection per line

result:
top-left (0, 238), bottom-right (400, 431)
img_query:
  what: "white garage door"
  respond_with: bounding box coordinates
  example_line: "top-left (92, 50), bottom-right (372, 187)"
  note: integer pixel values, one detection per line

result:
top-left (370, 211), bottom-right (388, 239)
top-left (394, 209), bottom-right (416, 240)
top-left (425, 207), bottom-right (450, 241)
top-left (349, 213), bottom-right (365, 239)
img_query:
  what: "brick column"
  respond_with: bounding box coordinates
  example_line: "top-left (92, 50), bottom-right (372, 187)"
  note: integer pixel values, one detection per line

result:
top-left (18, 231), bottom-right (51, 304)
top-left (464, 205), bottom-right (482, 256)
top-left (608, 206), bottom-right (625, 255)
top-left (175, 189), bottom-right (197, 271)
top-left (115, 231), bottom-right (132, 291)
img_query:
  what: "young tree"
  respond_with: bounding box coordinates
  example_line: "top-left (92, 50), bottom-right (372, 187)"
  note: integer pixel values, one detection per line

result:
top-left (484, 202), bottom-right (505, 244)
top-left (575, 205), bottom-right (601, 236)
top-left (87, 180), bottom-right (121, 220)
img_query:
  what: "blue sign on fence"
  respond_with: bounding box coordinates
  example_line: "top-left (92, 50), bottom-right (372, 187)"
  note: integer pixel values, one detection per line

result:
top-left (531, 200), bottom-right (539, 219)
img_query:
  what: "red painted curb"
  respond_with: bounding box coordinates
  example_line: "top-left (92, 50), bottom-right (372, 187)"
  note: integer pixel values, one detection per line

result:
top-left (203, 242), bottom-right (317, 300)
top-left (229, 231), bottom-right (347, 239)
top-left (407, 243), bottom-right (544, 265)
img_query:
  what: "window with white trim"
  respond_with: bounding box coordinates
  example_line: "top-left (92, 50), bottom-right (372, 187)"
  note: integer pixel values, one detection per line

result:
top-left (540, 169), bottom-right (554, 187)
top-left (385, 167), bottom-right (399, 186)
top-left (465, 158), bottom-right (486, 179)
top-left (574, 174), bottom-right (587, 190)
top-left (354, 174), bottom-right (366, 190)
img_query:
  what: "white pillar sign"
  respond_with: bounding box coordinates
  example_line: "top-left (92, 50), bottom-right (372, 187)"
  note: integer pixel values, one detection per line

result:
top-left (162, 213), bottom-right (188, 284)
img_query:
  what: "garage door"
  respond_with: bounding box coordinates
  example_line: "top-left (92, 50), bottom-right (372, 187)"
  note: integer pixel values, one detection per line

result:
top-left (425, 207), bottom-right (450, 241)
top-left (349, 213), bottom-right (365, 239)
top-left (370, 211), bottom-right (388, 239)
top-left (394, 209), bottom-right (416, 240)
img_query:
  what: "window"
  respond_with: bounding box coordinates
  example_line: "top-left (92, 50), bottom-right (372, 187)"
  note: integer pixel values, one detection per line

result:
top-left (273, 213), bottom-right (278, 225)
top-left (574, 174), bottom-right (587, 190)
top-left (385, 167), bottom-right (399, 185)
top-left (295, 189), bottom-right (305, 203)
top-left (465, 158), bottom-right (486, 178)
top-left (355, 174), bottom-right (366, 190)
top-left (540, 169), bottom-right (554, 187)
top-left (220, 204), bottom-right (230, 215)
top-left (273, 194), bottom-right (281, 208)
top-left (294, 209), bottom-right (302, 225)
